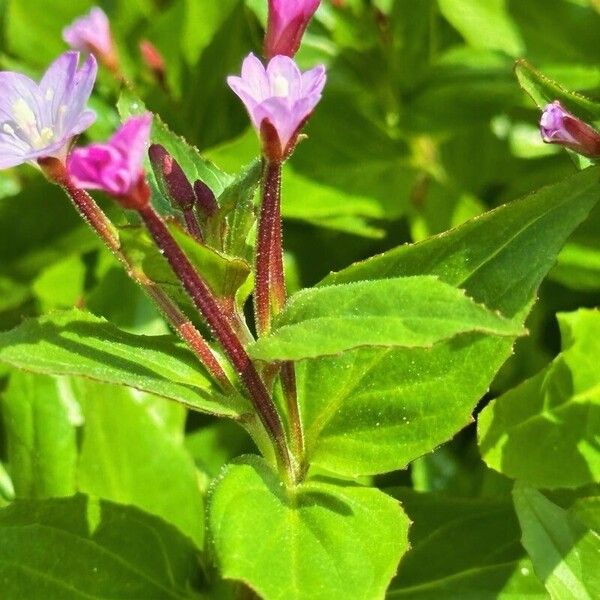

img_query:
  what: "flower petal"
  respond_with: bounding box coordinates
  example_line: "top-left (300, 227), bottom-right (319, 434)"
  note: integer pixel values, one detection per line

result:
top-left (266, 55), bottom-right (303, 99)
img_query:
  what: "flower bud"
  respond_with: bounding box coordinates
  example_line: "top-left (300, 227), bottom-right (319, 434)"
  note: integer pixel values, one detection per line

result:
top-left (265, 0), bottom-right (320, 59)
top-left (228, 53), bottom-right (326, 162)
top-left (193, 180), bottom-right (218, 218)
top-left (148, 144), bottom-right (195, 212)
top-left (540, 101), bottom-right (600, 158)
top-left (139, 40), bottom-right (166, 86)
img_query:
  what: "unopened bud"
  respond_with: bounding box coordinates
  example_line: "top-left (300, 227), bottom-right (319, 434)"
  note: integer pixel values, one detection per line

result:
top-left (540, 101), bottom-right (600, 158)
top-left (148, 144), bottom-right (195, 211)
top-left (139, 40), bottom-right (166, 86)
top-left (193, 180), bottom-right (218, 218)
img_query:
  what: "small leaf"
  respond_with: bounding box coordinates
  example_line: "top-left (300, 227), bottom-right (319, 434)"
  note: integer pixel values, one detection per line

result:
top-left (0, 309), bottom-right (248, 418)
top-left (515, 59), bottom-right (600, 123)
top-left (249, 276), bottom-right (524, 362)
top-left (478, 308), bottom-right (600, 489)
top-left (513, 483), bottom-right (600, 600)
top-left (208, 456), bottom-right (409, 600)
top-left (0, 494), bottom-right (204, 598)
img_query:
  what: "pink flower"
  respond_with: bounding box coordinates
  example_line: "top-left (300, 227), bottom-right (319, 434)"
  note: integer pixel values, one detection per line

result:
top-left (0, 52), bottom-right (97, 169)
top-left (540, 101), bottom-right (600, 158)
top-left (265, 0), bottom-right (321, 59)
top-left (68, 114), bottom-right (152, 206)
top-left (227, 53), bottom-right (326, 161)
top-left (63, 7), bottom-right (118, 70)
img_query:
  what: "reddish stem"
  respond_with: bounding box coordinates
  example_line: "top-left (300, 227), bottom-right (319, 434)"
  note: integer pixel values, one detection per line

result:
top-left (256, 159), bottom-right (304, 462)
top-left (137, 203), bottom-right (294, 478)
top-left (40, 158), bottom-right (232, 393)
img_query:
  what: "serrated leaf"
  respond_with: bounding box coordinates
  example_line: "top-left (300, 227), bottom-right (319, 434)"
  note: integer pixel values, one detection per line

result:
top-left (249, 276), bottom-right (523, 361)
top-left (388, 488), bottom-right (546, 599)
top-left (515, 59), bottom-right (600, 123)
top-left (0, 494), bottom-right (204, 598)
top-left (0, 309), bottom-right (248, 418)
top-left (513, 483), bottom-right (600, 600)
top-left (478, 308), bottom-right (600, 489)
top-left (208, 456), bottom-right (409, 600)
top-left (296, 167), bottom-right (600, 477)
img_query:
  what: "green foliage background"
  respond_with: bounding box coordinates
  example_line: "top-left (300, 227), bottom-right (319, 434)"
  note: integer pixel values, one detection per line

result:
top-left (0, 0), bottom-right (599, 598)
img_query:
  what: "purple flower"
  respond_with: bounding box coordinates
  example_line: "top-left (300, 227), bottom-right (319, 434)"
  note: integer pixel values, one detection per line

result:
top-left (0, 52), bottom-right (97, 169)
top-left (63, 7), bottom-right (118, 71)
top-left (68, 114), bottom-right (152, 204)
top-left (265, 0), bottom-right (321, 59)
top-left (228, 53), bottom-right (326, 161)
top-left (540, 101), bottom-right (600, 158)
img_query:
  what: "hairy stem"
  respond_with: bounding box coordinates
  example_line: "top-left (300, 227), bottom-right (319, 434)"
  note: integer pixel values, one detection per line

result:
top-left (137, 203), bottom-right (295, 480)
top-left (257, 160), bottom-right (304, 463)
top-left (40, 159), bottom-right (232, 393)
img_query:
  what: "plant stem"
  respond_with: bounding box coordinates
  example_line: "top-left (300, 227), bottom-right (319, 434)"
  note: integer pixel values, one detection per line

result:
top-left (256, 159), bottom-right (304, 463)
top-left (137, 203), bottom-right (295, 480)
top-left (254, 160), bottom-right (281, 336)
top-left (40, 159), bottom-right (232, 394)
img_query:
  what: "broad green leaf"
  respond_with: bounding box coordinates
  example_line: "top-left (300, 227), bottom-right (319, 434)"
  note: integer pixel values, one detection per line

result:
top-left (0, 309), bottom-right (248, 417)
top-left (249, 276), bottom-right (524, 362)
top-left (513, 483), bottom-right (600, 600)
top-left (75, 380), bottom-right (205, 549)
top-left (208, 456), bottom-right (409, 600)
top-left (1, 371), bottom-right (79, 498)
top-left (438, 0), bottom-right (524, 56)
top-left (387, 488), bottom-right (546, 599)
top-left (298, 167), bottom-right (600, 476)
top-left (0, 494), bottom-right (204, 598)
top-left (478, 308), bottom-right (600, 489)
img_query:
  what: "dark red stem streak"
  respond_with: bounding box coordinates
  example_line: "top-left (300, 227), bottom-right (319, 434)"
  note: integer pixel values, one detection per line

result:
top-left (137, 203), bottom-right (293, 476)
top-left (255, 159), bottom-right (281, 335)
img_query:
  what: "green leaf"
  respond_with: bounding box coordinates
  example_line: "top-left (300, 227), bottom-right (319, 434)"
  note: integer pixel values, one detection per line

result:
top-left (478, 308), bottom-right (600, 489)
top-left (513, 483), bottom-right (600, 600)
top-left (515, 59), bottom-right (600, 123)
top-left (0, 276), bottom-right (28, 312)
top-left (249, 276), bottom-right (524, 362)
top-left (0, 494), bottom-right (204, 598)
top-left (297, 167), bottom-right (600, 477)
top-left (0, 309), bottom-right (248, 418)
top-left (76, 380), bottom-right (205, 549)
top-left (1, 371), bottom-right (79, 498)
top-left (438, 0), bottom-right (524, 56)
top-left (387, 488), bottom-right (546, 599)
top-left (208, 456), bottom-right (409, 600)
top-left (120, 223), bottom-right (251, 302)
